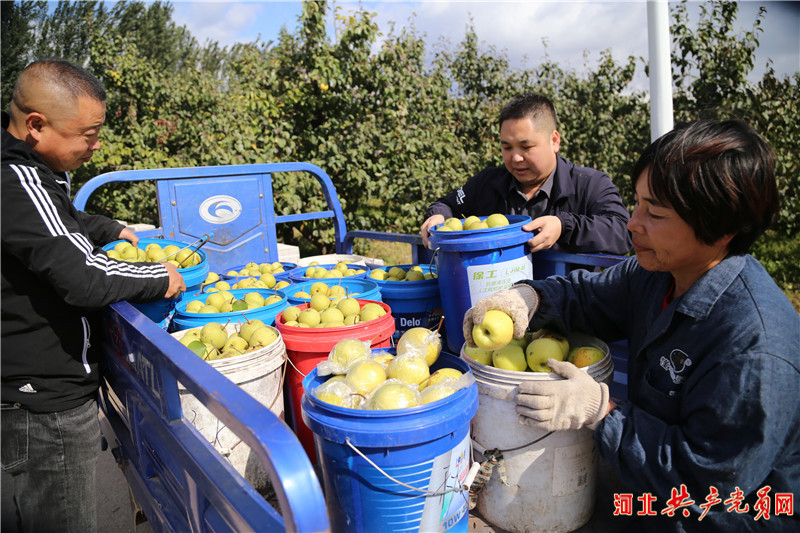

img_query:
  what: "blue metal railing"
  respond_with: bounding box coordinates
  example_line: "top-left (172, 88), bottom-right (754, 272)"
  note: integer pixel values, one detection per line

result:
top-left (99, 301), bottom-right (329, 532)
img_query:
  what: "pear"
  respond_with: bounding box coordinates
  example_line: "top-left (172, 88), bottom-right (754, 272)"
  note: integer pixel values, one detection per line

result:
top-left (185, 300), bottom-right (205, 314)
top-left (387, 356), bottom-right (430, 385)
top-left (367, 382), bottom-right (419, 410)
top-left (249, 326), bottom-right (278, 349)
top-left (263, 294), bottom-right (282, 306)
top-left (222, 334), bottom-right (249, 354)
top-left (200, 322), bottom-right (228, 350)
top-left (345, 360), bottom-right (387, 396)
top-left (310, 293), bottom-right (331, 311)
top-left (281, 306), bottom-right (302, 323)
top-left (259, 273), bottom-right (276, 288)
top-left (238, 319), bottom-right (266, 343)
top-left (178, 328), bottom-right (203, 346)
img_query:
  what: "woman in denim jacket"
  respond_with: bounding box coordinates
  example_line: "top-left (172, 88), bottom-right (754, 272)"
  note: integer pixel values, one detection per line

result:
top-left (464, 119), bottom-right (800, 532)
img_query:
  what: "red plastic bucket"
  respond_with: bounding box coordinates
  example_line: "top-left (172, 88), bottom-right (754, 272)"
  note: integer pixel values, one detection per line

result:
top-left (276, 299), bottom-right (395, 462)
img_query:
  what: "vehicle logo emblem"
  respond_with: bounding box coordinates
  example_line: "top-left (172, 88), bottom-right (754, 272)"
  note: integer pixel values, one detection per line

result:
top-left (199, 195), bottom-right (242, 224)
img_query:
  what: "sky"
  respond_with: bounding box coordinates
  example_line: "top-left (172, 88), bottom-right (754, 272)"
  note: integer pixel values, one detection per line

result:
top-left (168, 0), bottom-right (800, 89)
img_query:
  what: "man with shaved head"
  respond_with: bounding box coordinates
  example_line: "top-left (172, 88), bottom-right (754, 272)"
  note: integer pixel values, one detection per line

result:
top-left (2, 59), bottom-right (185, 532)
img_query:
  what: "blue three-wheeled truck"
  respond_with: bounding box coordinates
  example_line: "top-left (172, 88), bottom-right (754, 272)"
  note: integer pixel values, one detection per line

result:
top-left (73, 163), bottom-right (628, 532)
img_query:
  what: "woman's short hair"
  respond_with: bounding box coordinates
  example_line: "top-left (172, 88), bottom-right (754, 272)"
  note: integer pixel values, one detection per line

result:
top-left (631, 119), bottom-right (778, 255)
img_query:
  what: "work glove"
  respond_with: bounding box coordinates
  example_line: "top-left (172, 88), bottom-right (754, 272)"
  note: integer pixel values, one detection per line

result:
top-left (514, 359), bottom-right (609, 432)
top-left (463, 284), bottom-right (540, 347)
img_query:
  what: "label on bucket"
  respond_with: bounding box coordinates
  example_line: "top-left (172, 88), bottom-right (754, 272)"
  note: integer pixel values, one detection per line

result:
top-left (394, 308), bottom-right (444, 333)
top-left (419, 433), bottom-right (471, 532)
top-left (466, 254), bottom-right (533, 303)
top-left (552, 439), bottom-right (596, 497)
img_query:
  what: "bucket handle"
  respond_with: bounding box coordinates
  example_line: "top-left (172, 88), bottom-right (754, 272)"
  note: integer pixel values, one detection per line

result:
top-left (472, 430), bottom-right (554, 456)
top-left (286, 355), bottom-right (307, 378)
top-left (428, 247), bottom-right (440, 276)
top-left (345, 437), bottom-right (477, 495)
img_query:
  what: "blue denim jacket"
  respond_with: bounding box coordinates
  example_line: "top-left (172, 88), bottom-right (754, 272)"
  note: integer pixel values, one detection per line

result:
top-left (524, 255), bottom-right (800, 531)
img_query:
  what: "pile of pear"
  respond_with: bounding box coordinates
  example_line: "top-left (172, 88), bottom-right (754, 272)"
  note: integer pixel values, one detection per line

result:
top-left (202, 272), bottom-right (290, 292)
top-left (368, 264), bottom-right (437, 282)
top-left (176, 320), bottom-right (279, 361)
top-left (280, 281), bottom-right (382, 328)
top-left (311, 328), bottom-right (470, 410)
top-left (184, 285), bottom-right (283, 314)
top-left (300, 261), bottom-right (367, 279)
top-left (464, 328), bottom-right (606, 373)
top-left (225, 260), bottom-right (289, 278)
top-left (106, 241), bottom-right (203, 268)
top-left (436, 213), bottom-right (510, 232)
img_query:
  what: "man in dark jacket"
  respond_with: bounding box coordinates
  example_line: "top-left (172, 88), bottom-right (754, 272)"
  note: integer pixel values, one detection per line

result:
top-left (1, 59), bottom-right (185, 533)
top-left (420, 93), bottom-right (632, 255)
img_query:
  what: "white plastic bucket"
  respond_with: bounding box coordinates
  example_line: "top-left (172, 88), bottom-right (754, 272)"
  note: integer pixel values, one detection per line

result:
top-left (171, 324), bottom-right (286, 490)
top-left (461, 332), bottom-right (613, 533)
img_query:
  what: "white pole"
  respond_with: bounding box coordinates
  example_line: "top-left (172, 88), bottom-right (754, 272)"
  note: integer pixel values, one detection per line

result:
top-left (647, 0), bottom-right (674, 141)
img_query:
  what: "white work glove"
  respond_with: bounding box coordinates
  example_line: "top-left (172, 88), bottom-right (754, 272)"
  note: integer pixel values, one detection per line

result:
top-left (463, 284), bottom-right (540, 347)
top-left (515, 359), bottom-right (609, 432)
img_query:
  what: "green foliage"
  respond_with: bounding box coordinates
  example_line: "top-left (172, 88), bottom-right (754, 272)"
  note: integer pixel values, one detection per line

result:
top-left (0, 1), bottom-right (47, 108)
top-left (2, 0), bottom-right (797, 290)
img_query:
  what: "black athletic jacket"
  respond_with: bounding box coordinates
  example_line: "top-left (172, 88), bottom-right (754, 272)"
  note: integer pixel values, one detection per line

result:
top-left (1, 113), bottom-right (169, 412)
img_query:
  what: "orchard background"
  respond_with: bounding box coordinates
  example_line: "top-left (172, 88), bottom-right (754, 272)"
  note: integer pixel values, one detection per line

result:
top-left (2, 0), bottom-right (798, 309)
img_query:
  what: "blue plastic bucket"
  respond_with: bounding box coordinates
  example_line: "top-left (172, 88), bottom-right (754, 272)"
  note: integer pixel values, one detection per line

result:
top-left (286, 278), bottom-right (381, 306)
top-left (170, 288), bottom-right (288, 330)
top-left (302, 351), bottom-right (478, 532)
top-left (289, 263), bottom-right (369, 282)
top-left (370, 264), bottom-right (443, 341)
top-left (103, 237), bottom-right (210, 327)
top-left (428, 215), bottom-right (533, 353)
top-left (219, 262), bottom-right (296, 281)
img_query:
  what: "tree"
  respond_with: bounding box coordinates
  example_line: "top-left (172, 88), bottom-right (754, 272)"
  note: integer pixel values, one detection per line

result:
top-left (3, 0), bottom-right (796, 293)
top-left (0, 0), bottom-right (46, 108)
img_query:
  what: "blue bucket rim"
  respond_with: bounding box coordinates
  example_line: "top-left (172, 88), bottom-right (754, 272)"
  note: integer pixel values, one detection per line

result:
top-left (175, 287), bottom-right (287, 317)
top-left (301, 351), bottom-right (478, 447)
top-left (429, 214), bottom-right (532, 251)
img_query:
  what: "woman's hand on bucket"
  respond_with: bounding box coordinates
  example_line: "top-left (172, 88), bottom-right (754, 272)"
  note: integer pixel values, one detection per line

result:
top-left (514, 358), bottom-right (610, 432)
top-left (162, 262), bottom-right (186, 299)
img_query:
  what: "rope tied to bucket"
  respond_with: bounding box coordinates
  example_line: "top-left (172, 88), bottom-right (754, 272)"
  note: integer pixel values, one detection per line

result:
top-left (344, 438), bottom-right (471, 496)
top-left (468, 448), bottom-right (507, 509)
